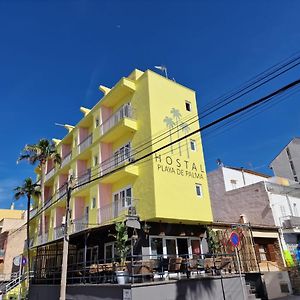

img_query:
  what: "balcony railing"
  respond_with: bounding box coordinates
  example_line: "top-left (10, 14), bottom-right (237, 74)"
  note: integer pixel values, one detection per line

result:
top-left (78, 134), bottom-right (93, 154)
top-left (54, 226), bottom-right (64, 240)
top-left (71, 217), bottom-right (88, 234)
top-left (282, 215), bottom-right (300, 229)
top-left (57, 184), bottom-right (67, 199)
top-left (76, 169), bottom-right (91, 190)
top-left (98, 197), bottom-right (138, 225)
top-left (61, 152), bottom-right (72, 167)
top-left (45, 168), bottom-right (55, 181)
top-left (100, 152), bottom-right (134, 176)
top-left (37, 232), bottom-right (49, 246)
top-left (100, 103), bottom-right (133, 136)
top-left (29, 208), bottom-right (37, 219)
top-left (24, 239), bottom-right (34, 249)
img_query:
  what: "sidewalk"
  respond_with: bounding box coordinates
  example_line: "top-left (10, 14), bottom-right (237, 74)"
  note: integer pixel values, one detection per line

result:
top-left (276, 296), bottom-right (300, 300)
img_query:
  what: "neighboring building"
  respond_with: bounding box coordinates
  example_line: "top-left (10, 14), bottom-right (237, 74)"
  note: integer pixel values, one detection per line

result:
top-left (29, 69), bottom-right (213, 281)
top-left (208, 166), bottom-right (295, 298)
top-left (0, 209), bottom-right (26, 281)
top-left (270, 137), bottom-right (300, 182)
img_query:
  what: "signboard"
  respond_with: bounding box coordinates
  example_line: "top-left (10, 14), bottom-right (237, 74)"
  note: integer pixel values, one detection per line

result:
top-left (229, 232), bottom-right (240, 248)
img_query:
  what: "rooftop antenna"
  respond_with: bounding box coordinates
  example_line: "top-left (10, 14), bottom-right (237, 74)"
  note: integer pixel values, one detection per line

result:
top-left (154, 65), bottom-right (168, 78)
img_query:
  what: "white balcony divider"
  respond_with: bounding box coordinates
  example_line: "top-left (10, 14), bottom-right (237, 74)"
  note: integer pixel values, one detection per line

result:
top-left (100, 103), bottom-right (133, 136)
top-left (78, 134), bottom-right (93, 154)
top-left (45, 167), bottom-right (55, 181)
top-left (61, 151), bottom-right (72, 167)
top-left (98, 197), bottom-right (137, 225)
top-left (72, 216), bottom-right (88, 234)
top-left (54, 226), bottom-right (64, 240)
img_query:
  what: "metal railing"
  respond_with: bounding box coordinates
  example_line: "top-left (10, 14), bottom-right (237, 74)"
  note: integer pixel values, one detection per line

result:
top-left (98, 197), bottom-right (137, 225)
top-left (100, 152), bottom-right (134, 176)
top-left (29, 207), bottom-right (37, 219)
top-left (282, 215), bottom-right (300, 228)
top-left (71, 217), bottom-right (88, 234)
top-left (37, 232), bottom-right (49, 246)
top-left (78, 134), bottom-right (93, 154)
top-left (54, 226), bottom-right (64, 240)
top-left (100, 103), bottom-right (133, 136)
top-left (45, 168), bottom-right (55, 181)
top-left (76, 169), bottom-right (91, 190)
top-left (31, 253), bottom-right (239, 285)
top-left (61, 151), bottom-right (72, 167)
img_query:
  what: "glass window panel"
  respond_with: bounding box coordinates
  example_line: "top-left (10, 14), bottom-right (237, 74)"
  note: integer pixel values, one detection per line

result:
top-left (166, 239), bottom-right (176, 256)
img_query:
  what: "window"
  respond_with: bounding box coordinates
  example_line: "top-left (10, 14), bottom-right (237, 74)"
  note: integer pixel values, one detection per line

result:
top-left (195, 183), bottom-right (202, 197)
top-left (95, 117), bottom-right (100, 127)
top-left (94, 155), bottom-right (98, 166)
top-left (185, 101), bottom-right (191, 112)
top-left (230, 179), bottom-right (237, 189)
top-left (258, 245), bottom-right (267, 261)
top-left (112, 187), bottom-right (132, 217)
top-left (190, 139), bottom-right (196, 151)
top-left (91, 197), bottom-right (96, 209)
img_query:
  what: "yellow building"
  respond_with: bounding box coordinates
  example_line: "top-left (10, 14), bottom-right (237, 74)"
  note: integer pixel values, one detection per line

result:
top-left (30, 69), bottom-right (212, 272)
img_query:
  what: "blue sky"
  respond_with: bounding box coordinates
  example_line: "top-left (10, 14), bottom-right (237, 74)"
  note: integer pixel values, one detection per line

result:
top-left (0, 0), bottom-right (300, 208)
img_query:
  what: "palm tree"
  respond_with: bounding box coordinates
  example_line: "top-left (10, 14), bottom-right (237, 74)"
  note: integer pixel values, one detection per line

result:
top-left (180, 122), bottom-right (191, 158)
top-left (14, 178), bottom-right (40, 291)
top-left (170, 108), bottom-right (182, 156)
top-left (163, 116), bottom-right (175, 154)
top-left (17, 139), bottom-right (61, 243)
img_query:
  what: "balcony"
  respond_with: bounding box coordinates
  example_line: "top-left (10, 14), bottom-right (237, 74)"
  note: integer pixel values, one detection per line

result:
top-left (24, 239), bottom-right (34, 249)
top-left (54, 226), bottom-right (64, 240)
top-left (98, 197), bottom-right (138, 225)
top-left (100, 159), bottom-right (138, 184)
top-left (29, 208), bottom-right (37, 219)
top-left (75, 169), bottom-right (91, 191)
top-left (99, 104), bottom-right (137, 143)
top-left (61, 152), bottom-right (72, 167)
top-left (57, 184), bottom-right (67, 200)
top-left (71, 217), bottom-right (88, 234)
top-left (45, 167), bottom-right (55, 181)
top-left (78, 134), bottom-right (93, 154)
top-left (282, 215), bottom-right (300, 231)
top-left (37, 232), bottom-right (49, 246)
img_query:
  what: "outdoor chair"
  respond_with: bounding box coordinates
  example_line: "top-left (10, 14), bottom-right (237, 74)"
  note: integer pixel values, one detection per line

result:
top-left (168, 257), bottom-right (183, 279)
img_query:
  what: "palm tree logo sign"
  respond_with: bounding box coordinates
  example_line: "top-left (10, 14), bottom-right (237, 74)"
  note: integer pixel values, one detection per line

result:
top-left (163, 108), bottom-right (190, 157)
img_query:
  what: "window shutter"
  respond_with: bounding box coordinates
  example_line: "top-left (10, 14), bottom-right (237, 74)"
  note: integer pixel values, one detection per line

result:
top-left (254, 244), bottom-right (261, 263)
top-left (267, 244), bottom-right (276, 262)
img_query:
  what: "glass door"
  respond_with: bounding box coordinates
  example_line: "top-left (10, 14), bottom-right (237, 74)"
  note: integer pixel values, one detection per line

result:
top-left (165, 238), bottom-right (177, 257)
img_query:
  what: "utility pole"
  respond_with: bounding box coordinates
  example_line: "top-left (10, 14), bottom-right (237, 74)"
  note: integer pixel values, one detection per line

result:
top-left (59, 178), bottom-right (72, 300)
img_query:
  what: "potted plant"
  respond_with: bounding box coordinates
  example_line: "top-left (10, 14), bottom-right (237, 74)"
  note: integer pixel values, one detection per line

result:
top-left (110, 222), bottom-right (130, 284)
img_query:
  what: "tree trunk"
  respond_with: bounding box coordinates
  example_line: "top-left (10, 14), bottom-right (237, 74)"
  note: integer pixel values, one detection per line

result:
top-left (26, 195), bottom-right (31, 295)
top-left (40, 163), bottom-right (45, 243)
